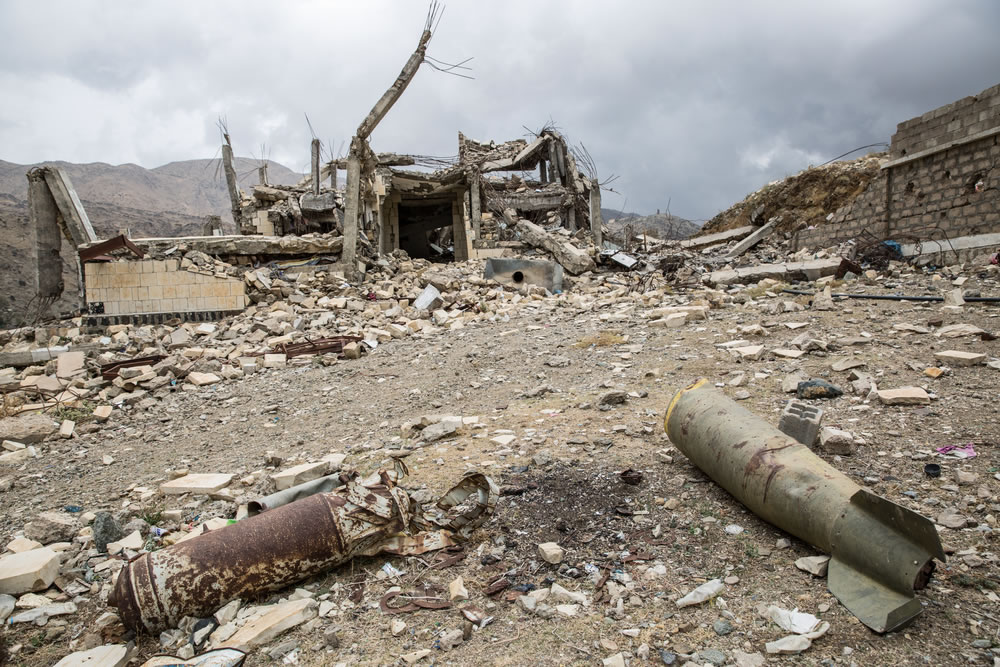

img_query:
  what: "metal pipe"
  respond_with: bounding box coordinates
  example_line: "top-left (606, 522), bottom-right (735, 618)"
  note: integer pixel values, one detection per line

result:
top-left (110, 470), bottom-right (497, 633)
top-left (781, 288), bottom-right (1000, 303)
top-left (664, 380), bottom-right (945, 633)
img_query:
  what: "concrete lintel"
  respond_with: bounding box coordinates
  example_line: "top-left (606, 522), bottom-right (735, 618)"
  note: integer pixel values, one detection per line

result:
top-left (883, 125), bottom-right (1000, 170)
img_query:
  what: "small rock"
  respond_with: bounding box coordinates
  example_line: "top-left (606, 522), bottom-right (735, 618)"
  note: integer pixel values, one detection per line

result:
top-left (713, 619), bottom-right (734, 636)
top-left (797, 379), bottom-right (843, 400)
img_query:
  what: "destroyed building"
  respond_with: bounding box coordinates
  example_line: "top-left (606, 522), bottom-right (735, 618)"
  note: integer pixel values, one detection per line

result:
top-left (792, 82), bottom-right (1000, 261)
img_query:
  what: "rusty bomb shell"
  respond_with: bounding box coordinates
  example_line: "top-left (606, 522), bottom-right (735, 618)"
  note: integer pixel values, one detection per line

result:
top-left (664, 379), bottom-right (945, 633)
top-left (110, 470), bottom-right (497, 633)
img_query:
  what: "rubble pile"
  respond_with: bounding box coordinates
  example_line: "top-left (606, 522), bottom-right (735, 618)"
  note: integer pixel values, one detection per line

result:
top-left (0, 235), bottom-right (998, 663)
top-left (700, 153), bottom-right (886, 237)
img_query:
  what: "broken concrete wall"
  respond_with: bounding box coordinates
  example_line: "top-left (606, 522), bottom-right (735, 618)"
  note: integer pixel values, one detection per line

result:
top-left (84, 260), bottom-right (246, 318)
top-left (794, 82), bottom-right (1000, 251)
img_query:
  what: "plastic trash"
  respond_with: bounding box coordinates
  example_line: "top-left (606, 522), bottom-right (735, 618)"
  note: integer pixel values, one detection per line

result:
top-left (675, 579), bottom-right (724, 607)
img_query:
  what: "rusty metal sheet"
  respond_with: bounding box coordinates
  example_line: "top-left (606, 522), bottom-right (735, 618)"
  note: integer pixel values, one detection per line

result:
top-left (100, 355), bottom-right (166, 381)
top-left (79, 235), bottom-right (145, 262)
top-left (663, 379), bottom-right (945, 633)
top-left (110, 468), bottom-right (498, 633)
top-left (256, 336), bottom-right (363, 360)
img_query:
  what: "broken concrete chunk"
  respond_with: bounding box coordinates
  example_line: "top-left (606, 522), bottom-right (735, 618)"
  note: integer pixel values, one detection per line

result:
top-left (263, 353), bottom-right (287, 369)
top-left (0, 413), bottom-right (58, 443)
top-left (187, 371), bottom-right (221, 386)
top-left (877, 387), bottom-right (930, 406)
top-left (106, 530), bottom-right (143, 555)
top-left (818, 427), bottom-right (855, 455)
top-left (934, 350), bottom-right (986, 367)
top-left (515, 219), bottom-right (596, 275)
top-left (53, 644), bottom-right (129, 667)
top-left (6, 537), bottom-right (42, 553)
top-left (222, 598), bottom-right (318, 651)
top-left (794, 555), bottom-right (831, 577)
top-left (731, 345), bottom-right (765, 360)
top-left (0, 547), bottom-right (60, 595)
top-left (537, 542), bottom-right (565, 564)
top-left (271, 461), bottom-right (329, 491)
top-left (160, 473), bottom-right (234, 496)
top-left (448, 576), bottom-right (469, 601)
top-left (24, 511), bottom-right (78, 544)
top-left (93, 405), bottom-right (114, 422)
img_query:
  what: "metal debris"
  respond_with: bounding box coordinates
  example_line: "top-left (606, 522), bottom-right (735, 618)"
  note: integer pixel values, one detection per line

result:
top-left (664, 379), bottom-right (946, 633)
top-left (109, 467), bottom-right (498, 633)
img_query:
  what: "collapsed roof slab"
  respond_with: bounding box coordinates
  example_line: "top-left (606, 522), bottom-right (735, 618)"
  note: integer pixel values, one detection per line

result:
top-left (79, 235), bottom-right (344, 262)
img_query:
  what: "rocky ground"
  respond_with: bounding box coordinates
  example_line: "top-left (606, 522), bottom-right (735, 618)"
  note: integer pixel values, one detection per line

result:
top-left (0, 251), bottom-right (999, 666)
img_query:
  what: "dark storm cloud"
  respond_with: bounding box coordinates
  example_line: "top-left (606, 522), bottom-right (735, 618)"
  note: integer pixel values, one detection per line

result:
top-left (1, 0), bottom-right (998, 221)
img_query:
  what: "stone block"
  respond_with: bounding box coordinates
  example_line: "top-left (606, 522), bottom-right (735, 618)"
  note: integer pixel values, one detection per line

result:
top-left (160, 473), bottom-right (233, 495)
top-left (778, 401), bottom-right (824, 447)
top-left (0, 547), bottom-right (60, 595)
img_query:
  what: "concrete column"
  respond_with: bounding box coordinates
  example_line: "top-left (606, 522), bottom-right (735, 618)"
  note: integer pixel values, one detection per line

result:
top-left (567, 206), bottom-right (577, 232)
top-left (589, 179), bottom-right (603, 248)
top-left (258, 165), bottom-right (268, 185)
top-left (342, 138), bottom-right (362, 275)
top-left (469, 171), bottom-right (481, 241)
top-left (539, 159), bottom-right (548, 183)
top-left (311, 139), bottom-right (321, 196)
top-left (221, 143), bottom-right (243, 228)
top-left (452, 197), bottom-right (471, 262)
top-left (28, 170), bottom-right (63, 301)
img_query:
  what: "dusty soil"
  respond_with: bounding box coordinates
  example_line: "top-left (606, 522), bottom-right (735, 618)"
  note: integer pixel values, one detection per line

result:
top-left (2, 273), bottom-right (999, 666)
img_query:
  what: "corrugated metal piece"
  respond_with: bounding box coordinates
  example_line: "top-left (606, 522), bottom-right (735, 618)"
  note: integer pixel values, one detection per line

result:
top-left (663, 379), bottom-right (945, 633)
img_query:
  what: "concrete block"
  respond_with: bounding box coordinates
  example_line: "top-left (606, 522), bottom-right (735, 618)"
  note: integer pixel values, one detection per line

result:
top-left (778, 400), bottom-right (824, 447)
top-left (160, 473), bottom-right (233, 495)
top-left (0, 547), bottom-right (60, 595)
top-left (484, 258), bottom-right (564, 293)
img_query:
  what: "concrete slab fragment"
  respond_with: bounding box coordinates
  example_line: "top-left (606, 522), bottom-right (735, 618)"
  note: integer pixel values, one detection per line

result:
top-left (484, 258), bottom-right (564, 293)
top-left (160, 473), bottom-right (233, 496)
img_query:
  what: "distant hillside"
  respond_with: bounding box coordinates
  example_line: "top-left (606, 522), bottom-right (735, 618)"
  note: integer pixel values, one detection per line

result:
top-left (0, 157), bottom-right (302, 225)
top-left (0, 156), bottom-right (304, 327)
top-left (603, 209), bottom-right (700, 241)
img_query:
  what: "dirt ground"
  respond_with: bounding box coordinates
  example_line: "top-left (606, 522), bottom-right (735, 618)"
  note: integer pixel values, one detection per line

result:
top-left (2, 274), bottom-right (999, 666)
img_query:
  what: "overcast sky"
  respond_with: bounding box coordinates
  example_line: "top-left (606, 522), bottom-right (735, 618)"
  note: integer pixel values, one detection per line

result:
top-left (1, 1), bottom-right (998, 221)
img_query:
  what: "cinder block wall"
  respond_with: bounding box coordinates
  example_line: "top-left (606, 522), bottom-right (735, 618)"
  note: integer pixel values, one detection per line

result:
top-left (793, 83), bottom-right (1000, 251)
top-left (84, 260), bottom-right (246, 316)
top-left (891, 83), bottom-right (1000, 158)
